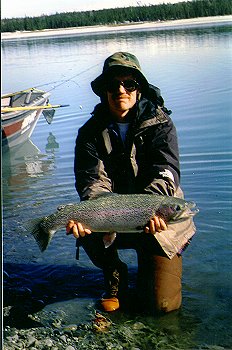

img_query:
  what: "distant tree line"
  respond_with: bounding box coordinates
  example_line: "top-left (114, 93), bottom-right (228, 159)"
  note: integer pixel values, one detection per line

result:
top-left (1, 0), bottom-right (232, 32)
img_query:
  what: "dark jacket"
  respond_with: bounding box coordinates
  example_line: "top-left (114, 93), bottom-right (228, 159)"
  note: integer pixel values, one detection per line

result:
top-left (74, 89), bottom-right (180, 201)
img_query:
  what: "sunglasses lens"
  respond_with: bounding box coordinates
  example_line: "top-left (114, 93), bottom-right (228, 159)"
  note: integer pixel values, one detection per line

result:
top-left (123, 80), bottom-right (138, 92)
top-left (106, 79), bottom-right (138, 93)
top-left (106, 80), bottom-right (120, 93)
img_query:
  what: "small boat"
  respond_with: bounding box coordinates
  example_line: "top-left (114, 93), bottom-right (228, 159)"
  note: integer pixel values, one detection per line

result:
top-left (1, 88), bottom-right (55, 148)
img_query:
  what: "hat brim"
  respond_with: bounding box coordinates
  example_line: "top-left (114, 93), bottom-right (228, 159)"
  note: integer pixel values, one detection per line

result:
top-left (91, 66), bottom-right (149, 97)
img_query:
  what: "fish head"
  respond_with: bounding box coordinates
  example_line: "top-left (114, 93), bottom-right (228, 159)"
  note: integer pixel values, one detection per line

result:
top-left (157, 200), bottom-right (198, 222)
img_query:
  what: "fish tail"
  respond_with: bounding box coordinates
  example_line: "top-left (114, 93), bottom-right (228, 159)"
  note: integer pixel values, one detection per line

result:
top-left (25, 218), bottom-right (52, 252)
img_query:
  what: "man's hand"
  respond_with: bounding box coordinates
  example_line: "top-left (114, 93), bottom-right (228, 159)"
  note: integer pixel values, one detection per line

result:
top-left (144, 215), bottom-right (167, 234)
top-left (66, 220), bottom-right (92, 238)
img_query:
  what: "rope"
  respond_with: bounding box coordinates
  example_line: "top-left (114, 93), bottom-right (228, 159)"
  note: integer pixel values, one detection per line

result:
top-left (34, 62), bottom-right (101, 92)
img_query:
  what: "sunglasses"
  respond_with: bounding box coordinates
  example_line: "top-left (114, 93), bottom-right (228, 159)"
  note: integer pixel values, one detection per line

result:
top-left (106, 79), bottom-right (139, 93)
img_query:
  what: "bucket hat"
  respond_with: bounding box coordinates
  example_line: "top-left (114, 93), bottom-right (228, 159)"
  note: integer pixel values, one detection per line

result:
top-left (91, 52), bottom-right (149, 96)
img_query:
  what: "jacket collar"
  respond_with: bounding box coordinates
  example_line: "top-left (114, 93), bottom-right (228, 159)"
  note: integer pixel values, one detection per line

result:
top-left (92, 96), bottom-right (168, 132)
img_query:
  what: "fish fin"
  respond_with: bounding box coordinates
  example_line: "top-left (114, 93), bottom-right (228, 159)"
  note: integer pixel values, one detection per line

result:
top-left (103, 232), bottom-right (117, 248)
top-left (25, 218), bottom-right (53, 252)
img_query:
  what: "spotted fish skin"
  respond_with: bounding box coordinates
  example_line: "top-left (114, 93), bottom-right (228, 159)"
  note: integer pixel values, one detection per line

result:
top-left (27, 193), bottom-right (198, 252)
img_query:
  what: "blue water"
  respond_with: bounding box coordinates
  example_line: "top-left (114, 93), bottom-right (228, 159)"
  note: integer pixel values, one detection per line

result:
top-left (2, 22), bottom-right (232, 347)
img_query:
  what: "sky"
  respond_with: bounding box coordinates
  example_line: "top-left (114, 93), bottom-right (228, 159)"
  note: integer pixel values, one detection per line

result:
top-left (1, 0), bottom-right (186, 19)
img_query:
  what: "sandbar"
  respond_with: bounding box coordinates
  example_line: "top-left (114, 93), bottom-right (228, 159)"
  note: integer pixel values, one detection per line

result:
top-left (1, 15), bottom-right (232, 40)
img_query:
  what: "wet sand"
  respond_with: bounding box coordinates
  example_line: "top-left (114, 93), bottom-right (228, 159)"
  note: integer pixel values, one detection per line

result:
top-left (2, 15), bottom-right (232, 40)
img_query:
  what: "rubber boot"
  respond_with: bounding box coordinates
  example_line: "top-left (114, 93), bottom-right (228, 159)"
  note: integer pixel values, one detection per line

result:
top-left (101, 263), bottom-right (128, 312)
top-left (137, 254), bottom-right (182, 314)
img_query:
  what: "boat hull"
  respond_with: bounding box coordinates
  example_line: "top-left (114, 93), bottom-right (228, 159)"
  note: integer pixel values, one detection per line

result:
top-left (1, 89), bottom-right (50, 147)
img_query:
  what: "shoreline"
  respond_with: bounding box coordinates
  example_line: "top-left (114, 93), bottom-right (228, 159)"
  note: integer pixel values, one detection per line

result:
top-left (1, 15), bottom-right (232, 40)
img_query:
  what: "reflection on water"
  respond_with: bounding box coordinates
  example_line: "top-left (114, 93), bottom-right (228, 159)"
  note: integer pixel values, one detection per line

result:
top-left (45, 132), bottom-right (59, 153)
top-left (2, 138), bottom-right (58, 192)
top-left (3, 140), bottom-right (45, 189)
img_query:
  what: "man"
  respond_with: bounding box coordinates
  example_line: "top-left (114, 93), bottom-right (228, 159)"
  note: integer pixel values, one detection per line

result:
top-left (67, 52), bottom-right (183, 313)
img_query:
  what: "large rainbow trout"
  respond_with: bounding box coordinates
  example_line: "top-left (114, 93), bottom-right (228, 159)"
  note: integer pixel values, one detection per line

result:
top-left (27, 193), bottom-right (198, 257)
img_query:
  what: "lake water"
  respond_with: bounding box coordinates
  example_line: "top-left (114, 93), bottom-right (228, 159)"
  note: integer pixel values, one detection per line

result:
top-left (2, 21), bottom-right (232, 348)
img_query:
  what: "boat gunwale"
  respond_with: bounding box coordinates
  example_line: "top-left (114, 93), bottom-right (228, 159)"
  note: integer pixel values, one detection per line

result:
top-left (1, 90), bottom-right (51, 121)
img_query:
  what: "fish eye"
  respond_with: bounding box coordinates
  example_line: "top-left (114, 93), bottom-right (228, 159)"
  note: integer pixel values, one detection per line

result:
top-left (175, 205), bottom-right (182, 211)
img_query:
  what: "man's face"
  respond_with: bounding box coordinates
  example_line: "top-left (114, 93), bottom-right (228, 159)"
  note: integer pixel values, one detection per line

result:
top-left (106, 74), bottom-right (140, 118)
